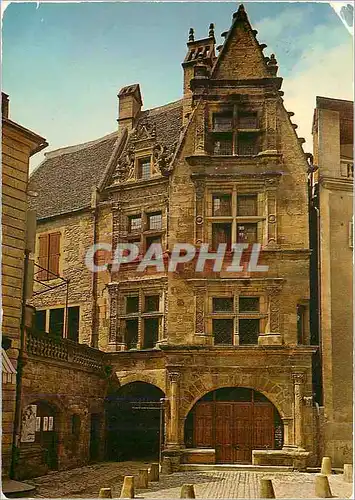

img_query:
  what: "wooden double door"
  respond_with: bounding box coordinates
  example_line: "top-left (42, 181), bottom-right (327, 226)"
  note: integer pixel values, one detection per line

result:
top-left (194, 401), bottom-right (274, 463)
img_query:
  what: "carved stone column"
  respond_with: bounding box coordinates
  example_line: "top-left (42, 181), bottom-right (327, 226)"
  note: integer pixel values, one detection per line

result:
top-left (293, 373), bottom-right (305, 449)
top-left (167, 371), bottom-right (181, 448)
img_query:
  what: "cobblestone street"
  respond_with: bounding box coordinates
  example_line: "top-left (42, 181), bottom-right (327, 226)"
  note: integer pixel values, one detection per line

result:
top-left (27, 462), bottom-right (353, 499)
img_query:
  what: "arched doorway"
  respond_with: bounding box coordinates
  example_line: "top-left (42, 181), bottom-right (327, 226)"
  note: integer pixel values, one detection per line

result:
top-left (105, 382), bottom-right (165, 461)
top-left (184, 387), bottom-right (283, 464)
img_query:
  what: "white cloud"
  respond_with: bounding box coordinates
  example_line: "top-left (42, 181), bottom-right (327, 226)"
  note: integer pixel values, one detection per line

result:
top-left (282, 40), bottom-right (353, 152)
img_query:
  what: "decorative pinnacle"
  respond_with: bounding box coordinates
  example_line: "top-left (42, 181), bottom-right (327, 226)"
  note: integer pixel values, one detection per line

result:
top-left (208, 23), bottom-right (215, 38)
top-left (188, 28), bottom-right (194, 42)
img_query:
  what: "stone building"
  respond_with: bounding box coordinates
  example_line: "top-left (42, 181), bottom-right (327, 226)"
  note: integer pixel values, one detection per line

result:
top-left (1, 92), bottom-right (47, 477)
top-left (26, 4), bottom-right (319, 473)
top-left (310, 96), bottom-right (353, 467)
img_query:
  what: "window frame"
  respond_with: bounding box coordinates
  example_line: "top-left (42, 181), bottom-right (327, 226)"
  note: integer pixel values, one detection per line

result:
top-left (137, 156), bottom-right (152, 180)
top-left (210, 106), bottom-right (260, 156)
top-left (120, 290), bottom-right (163, 350)
top-left (207, 187), bottom-right (265, 248)
top-left (207, 293), bottom-right (267, 346)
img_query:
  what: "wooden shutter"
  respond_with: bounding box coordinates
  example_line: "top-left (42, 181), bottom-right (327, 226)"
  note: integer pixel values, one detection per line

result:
top-left (48, 232), bottom-right (61, 278)
top-left (38, 234), bottom-right (49, 280)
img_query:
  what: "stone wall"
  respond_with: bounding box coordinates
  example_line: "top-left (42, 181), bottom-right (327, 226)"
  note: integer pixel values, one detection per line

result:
top-left (15, 338), bottom-right (109, 479)
top-left (31, 211), bottom-right (95, 345)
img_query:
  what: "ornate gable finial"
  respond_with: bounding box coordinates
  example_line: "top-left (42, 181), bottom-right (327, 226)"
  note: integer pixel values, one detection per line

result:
top-left (208, 23), bottom-right (215, 38)
top-left (233, 3), bottom-right (247, 20)
top-left (188, 28), bottom-right (194, 42)
top-left (267, 53), bottom-right (279, 76)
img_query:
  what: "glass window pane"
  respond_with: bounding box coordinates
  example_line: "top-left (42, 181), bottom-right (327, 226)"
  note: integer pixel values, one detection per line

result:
top-left (237, 195), bottom-right (257, 216)
top-left (213, 136), bottom-right (233, 155)
top-left (126, 296), bottom-right (139, 314)
top-left (238, 112), bottom-right (258, 129)
top-left (237, 223), bottom-right (257, 243)
top-left (213, 297), bottom-right (234, 312)
top-left (125, 319), bottom-right (138, 349)
top-left (138, 158), bottom-right (151, 179)
top-left (35, 310), bottom-right (46, 333)
top-left (212, 223), bottom-right (232, 250)
top-left (148, 212), bottom-right (162, 230)
top-left (143, 318), bottom-right (159, 348)
top-left (213, 113), bottom-right (233, 132)
top-left (145, 295), bottom-right (160, 312)
top-left (212, 195), bottom-right (232, 216)
top-left (213, 319), bottom-right (234, 345)
top-left (239, 319), bottom-right (259, 345)
top-left (129, 215), bottom-right (142, 232)
top-left (68, 306), bottom-right (80, 342)
top-left (239, 297), bottom-right (260, 312)
top-left (49, 308), bottom-right (64, 337)
top-left (237, 133), bottom-right (259, 156)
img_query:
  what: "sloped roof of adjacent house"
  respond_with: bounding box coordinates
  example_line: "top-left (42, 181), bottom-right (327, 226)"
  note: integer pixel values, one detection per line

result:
top-left (29, 100), bottom-right (183, 220)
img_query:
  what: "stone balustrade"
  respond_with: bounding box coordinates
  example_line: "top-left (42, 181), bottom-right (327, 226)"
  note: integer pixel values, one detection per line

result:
top-left (26, 330), bottom-right (107, 374)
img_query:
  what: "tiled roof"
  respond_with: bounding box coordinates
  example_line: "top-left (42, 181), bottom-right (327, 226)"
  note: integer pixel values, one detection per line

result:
top-left (30, 100), bottom-right (183, 220)
top-left (29, 132), bottom-right (120, 220)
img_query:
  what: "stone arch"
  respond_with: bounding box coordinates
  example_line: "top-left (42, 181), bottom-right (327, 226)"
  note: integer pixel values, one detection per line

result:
top-left (116, 372), bottom-right (166, 394)
top-left (180, 372), bottom-right (291, 420)
top-left (105, 380), bottom-right (165, 461)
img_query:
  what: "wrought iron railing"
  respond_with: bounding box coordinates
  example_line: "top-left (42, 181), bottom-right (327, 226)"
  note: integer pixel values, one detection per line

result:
top-left (26, 330), bottom-right (107, 373)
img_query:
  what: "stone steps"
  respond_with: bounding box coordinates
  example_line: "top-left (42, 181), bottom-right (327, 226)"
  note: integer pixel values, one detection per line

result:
top-left (180, 464), bottom-right (294, 473)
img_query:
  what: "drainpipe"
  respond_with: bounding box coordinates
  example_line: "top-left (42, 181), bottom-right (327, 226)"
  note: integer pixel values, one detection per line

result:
top-left (10, 249), bottom-right (30, 479)
top-left (90, 188), bottom-right (99, 348)
top-left (314, 204), bottom-right (323, 405)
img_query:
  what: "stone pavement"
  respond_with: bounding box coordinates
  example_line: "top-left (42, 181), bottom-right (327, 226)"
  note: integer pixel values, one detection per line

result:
top-left (26, 461), bottom-right (353, 499)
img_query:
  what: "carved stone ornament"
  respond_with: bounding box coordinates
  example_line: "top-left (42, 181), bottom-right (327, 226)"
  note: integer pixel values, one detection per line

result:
top-left (113, 147), bottom-right (135, 182)
top-left (131, 120), bottom-right (156, 141)
top-left (196, 215), bottom-right (203, 225)
top-left (169, 372), bottom-right (181, 384)
top-left (153, 142), bottom-right (176, 177)
top-left (292, 373), bottom-right (305, 385)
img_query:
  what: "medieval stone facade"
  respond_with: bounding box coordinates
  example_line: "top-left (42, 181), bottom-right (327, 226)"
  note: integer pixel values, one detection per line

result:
top-left (15, 4), bottom-right (351, 477)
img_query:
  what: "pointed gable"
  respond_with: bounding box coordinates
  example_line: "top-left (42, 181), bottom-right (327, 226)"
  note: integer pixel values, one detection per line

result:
top-left (212, 4), bottom-right (272, 80)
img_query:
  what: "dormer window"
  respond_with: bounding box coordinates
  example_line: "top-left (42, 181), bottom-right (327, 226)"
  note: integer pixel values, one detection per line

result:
top-left (137, 157), bottom-right (151, 180)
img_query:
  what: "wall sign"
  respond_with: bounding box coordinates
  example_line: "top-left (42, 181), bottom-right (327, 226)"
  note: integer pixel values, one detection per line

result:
top-left (21, 405), bottom-right (37, 443)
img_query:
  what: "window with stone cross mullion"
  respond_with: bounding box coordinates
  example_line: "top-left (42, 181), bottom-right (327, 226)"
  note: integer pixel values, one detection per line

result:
top-left (121, 290), bottom-right (162, 350)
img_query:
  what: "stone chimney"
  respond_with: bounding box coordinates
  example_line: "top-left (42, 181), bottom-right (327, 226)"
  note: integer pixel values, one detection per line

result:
top-left (117, 84), bottom-right (142, 132)
top-left (2, 92), bottom-right (9, 119)
top-left (182, 24), bottom-right (216, 125)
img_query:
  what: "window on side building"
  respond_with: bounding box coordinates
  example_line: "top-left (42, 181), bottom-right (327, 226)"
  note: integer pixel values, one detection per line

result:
top-left (67, 306), bottom-right (80, 342)
top-left (49, 308), bottom-right (65, 337)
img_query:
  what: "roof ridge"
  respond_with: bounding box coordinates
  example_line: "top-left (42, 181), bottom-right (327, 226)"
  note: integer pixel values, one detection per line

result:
top-left (44, 131), bottom-right (118, 160)
top-left (144, 98), bottom-right (183, 116)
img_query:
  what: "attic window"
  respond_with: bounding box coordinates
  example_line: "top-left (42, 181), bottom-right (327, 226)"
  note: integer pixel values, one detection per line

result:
top-left (137, 157), bottom-right (151, 180)
top-left (238, 112), bottom-right (258, 129)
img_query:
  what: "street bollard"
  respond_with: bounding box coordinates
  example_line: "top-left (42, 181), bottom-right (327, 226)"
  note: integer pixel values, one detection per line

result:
top-left (180, 484), bottom-right (196, 498)
top-left (99, 488), bottom-right (112, 498)
top-left (259, 478), bottom-right (275, 499)
top-left (343, 463), bottom-right (353, 483)
top-left (120, 476), bottom-right (135, 499)
top-left (149, 462), bottom-right (160, 482)
top-left (321, 456), bottom-right (332, 475)
top-left (161, 457), bottom-right (172, 474)
top-left (315, 473), bottom-right (332, 498)
top-left (136, 469), bottom-right (149, 489)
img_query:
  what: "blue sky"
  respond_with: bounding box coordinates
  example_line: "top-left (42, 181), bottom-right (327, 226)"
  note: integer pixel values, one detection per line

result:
top-left (2, 2), bottom-right (353, 169)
